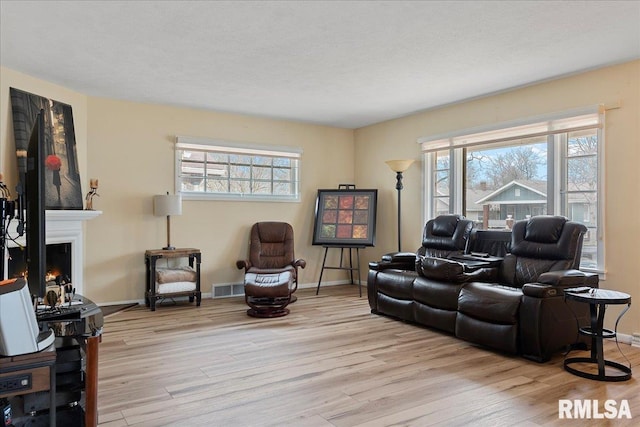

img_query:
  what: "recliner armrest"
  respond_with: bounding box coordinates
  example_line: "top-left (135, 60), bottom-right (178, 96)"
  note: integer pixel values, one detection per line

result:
top-left (521, 283), bottom-right (560, 298)
top-left (522, 269), bottom-right (599, 298)
top-left (369, 260), bottom-right (415, 272)
top-left (584, 272), bottom-right (599, 287)
top-left (293, 259), bottom-right (307, 269)
top-left (236, 259), bottom-right (251, 271)
top-left (381, 252), bottom-right (417, 263)
top-left (537, 269), bottom-right (587, 287)
top-left (370, 252), bottom-right (417, 272)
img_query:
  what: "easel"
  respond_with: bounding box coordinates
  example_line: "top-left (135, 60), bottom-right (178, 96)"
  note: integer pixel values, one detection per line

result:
top-left (316, 244), bottom-right (364, 297)
top-left (315, 184), bottom-right (363, 297)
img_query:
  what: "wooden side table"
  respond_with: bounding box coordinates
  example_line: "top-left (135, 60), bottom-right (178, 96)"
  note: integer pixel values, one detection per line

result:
top-left (145, 248), bottom-right (201, 311)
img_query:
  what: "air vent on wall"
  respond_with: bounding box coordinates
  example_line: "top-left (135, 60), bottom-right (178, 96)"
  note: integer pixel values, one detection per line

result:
top-left (212, 284), bottom-right (245, 299)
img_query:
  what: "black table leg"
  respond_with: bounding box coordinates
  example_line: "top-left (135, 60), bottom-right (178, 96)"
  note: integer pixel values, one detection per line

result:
top-left (316, 247), bottom-right (329, 295)
top-left (565, 301), bottom-right (631, 381)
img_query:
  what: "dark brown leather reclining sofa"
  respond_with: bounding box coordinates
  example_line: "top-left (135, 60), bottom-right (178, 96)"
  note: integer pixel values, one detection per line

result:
top-left (368, 214), bottom-right (597, 362)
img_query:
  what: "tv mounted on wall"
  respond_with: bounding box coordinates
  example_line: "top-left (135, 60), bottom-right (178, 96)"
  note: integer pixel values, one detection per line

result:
top-left (26, 109), bottom-right (46, 302)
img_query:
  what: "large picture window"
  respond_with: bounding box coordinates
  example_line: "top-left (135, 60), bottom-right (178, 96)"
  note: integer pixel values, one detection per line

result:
top-left (421, 107), bottom-right (604, 272)
top-left (175, 136), bottom-right (301, 201)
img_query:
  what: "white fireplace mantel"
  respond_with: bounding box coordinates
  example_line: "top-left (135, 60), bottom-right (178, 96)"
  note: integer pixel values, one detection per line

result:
top-left (6, 210), bottom-right (102, 295)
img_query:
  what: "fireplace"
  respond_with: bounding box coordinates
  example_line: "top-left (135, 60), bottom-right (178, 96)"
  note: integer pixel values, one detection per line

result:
top-left (3, 210), bottom-right (101, 295)
top-left (8, 243), bottom-right (72, 284)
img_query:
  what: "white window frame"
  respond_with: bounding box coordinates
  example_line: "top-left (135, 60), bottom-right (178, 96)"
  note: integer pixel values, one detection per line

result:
top-left (420, 106), bottom-right (605, 274)
top-left (175, 136), bottom-right (302, 202)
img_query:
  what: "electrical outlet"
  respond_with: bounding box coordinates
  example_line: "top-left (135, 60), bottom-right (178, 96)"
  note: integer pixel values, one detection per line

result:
top-left (0, 373), bottom-right (31, 394)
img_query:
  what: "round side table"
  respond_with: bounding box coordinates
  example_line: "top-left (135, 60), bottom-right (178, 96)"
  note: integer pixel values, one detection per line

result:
top-left (564, 288), bottom-right (631, 382)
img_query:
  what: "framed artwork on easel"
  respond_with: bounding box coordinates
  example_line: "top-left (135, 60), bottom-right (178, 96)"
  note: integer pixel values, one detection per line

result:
top-left (312, 188), bottom-right (378, 247)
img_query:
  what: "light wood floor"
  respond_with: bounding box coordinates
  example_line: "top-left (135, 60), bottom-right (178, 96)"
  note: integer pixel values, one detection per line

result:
top-left (97, 285), bottom-right (640, 426)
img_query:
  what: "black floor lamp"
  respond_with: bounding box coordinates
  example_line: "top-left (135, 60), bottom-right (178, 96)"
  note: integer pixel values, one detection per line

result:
top-left (385, 159), bottom-right (414, 252)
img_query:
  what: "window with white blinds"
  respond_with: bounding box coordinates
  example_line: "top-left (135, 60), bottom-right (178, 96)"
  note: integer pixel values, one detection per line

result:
top-left (419, 106), bottom-right (603, 152)
top-left (175, 136), bottom-right (302, 201)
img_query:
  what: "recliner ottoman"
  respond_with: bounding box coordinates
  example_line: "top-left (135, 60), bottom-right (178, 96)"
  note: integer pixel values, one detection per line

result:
top-left (244, 271), bottom-right (293, 318)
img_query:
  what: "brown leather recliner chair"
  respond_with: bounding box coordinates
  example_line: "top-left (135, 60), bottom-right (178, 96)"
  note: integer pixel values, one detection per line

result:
top-left (368, 215), bottom-right (473, 327)
top-left (368, 215), bottom-right (596, 362)
top-left (455, 216), bottom-right (596, 361)
top-left (236, 222), bottom-right (306, 316)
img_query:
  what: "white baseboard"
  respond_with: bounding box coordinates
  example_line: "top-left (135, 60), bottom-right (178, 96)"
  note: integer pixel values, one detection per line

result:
top-left (610, 332), bottom-right (636, 346)
top-left (97, 293), bottom-right (214, 306)
top-left (298, 279), bottom-right (362, 290)
top-left (97, 281), bottom-right (364, 304)
top-left (97, 299), bottom-right (144, 306)
top-left (209, 279), bottom-right (361, 299)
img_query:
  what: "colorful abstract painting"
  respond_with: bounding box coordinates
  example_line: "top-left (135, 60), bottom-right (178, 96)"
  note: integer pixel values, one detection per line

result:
top-left (313, 189), bottom-right (377, 246)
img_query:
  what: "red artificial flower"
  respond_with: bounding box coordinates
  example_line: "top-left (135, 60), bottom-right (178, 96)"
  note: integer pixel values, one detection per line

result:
top-left (45, 154), bottom-right (62, 171)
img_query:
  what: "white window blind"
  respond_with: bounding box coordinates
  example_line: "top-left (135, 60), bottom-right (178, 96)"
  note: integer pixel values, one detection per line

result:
top-left (175, 136), bottom-right (302, 201)
top-left (175, 136), bottom-right (303, 158)
top-left (419, 106), bottom-right (604, 153)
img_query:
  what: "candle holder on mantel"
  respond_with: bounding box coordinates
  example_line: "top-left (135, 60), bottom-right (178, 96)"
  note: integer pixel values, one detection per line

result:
top-left (85, 178), bottom-right (99, 210)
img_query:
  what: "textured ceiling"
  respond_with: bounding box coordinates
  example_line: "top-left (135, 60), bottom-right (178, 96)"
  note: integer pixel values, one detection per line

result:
top-left (1, 1), bottom-right (639, 129)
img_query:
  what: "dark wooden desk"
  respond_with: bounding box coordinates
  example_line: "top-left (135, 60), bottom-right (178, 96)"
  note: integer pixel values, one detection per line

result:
top-left (0, 344), bottom-right (56, 427)
top-left (145, 248), bottom-right (202, 311)
top-left (36, 294), bottom-right (103, 427)
top-left (84, 334), bottom-right (100, 427)
top-left (564, 288), bottom-right (632, 381)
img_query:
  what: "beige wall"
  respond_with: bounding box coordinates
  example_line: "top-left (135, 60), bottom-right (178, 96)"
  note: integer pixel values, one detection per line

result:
top-left (354, 60), bottom-right (640, 336)
top-left (85, 98), bottom-right (354, 302)
top-left (1, 66), bottom-right (355, 304)
top-left (2, 61), bottom-right (639, 336)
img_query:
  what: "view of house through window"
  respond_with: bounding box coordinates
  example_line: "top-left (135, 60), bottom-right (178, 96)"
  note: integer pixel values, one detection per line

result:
top-left (175, 137), bottom-right (301, 201)
top-left (423, 109), bottom-right (602, 271)
top-left (464, 137), bottom-right (548, 229)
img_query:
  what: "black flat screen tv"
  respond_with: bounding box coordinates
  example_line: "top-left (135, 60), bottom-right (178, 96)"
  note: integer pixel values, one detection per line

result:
top-left (26, 109), bottom-right (46, 302)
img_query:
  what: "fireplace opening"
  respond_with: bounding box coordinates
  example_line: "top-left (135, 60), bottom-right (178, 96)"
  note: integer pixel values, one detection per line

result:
top-left (8, 243), bottom-right (72, 284)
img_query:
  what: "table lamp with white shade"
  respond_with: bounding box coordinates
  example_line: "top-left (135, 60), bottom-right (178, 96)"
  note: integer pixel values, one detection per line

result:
top-left (153, 193), bottom-right (182, 250)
